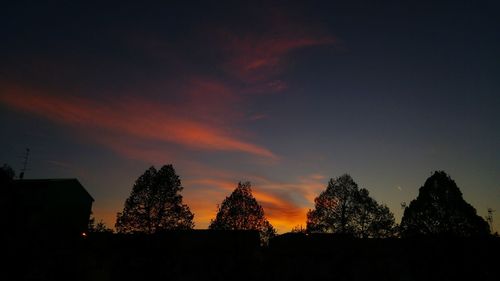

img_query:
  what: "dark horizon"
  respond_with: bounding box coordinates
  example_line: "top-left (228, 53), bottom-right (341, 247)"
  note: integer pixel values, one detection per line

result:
top-left (1, 0), bottom-right (499, 233)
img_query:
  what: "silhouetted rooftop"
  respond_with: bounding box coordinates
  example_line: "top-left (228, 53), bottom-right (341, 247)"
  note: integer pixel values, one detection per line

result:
top-left (8, 178), bottom-right (94, 239)
top-left (11, 178), bottom-right (94, 201)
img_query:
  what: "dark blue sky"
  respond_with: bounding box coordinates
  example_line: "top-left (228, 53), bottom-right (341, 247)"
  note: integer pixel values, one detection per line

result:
top-left (1, 0), bottom-right (499, 232)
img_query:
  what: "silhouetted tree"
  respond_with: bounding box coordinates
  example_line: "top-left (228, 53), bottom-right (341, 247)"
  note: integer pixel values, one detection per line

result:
top-left (115, 165), bottom-right (194, 233)
top-left (400, 171), bottom-right (490, 237)
top-left (307, 174), bottom-right (396, 238)
top-left (209, 181), bottom-right (276, 243)
top-left (0, 164), bottom-right (15, 186)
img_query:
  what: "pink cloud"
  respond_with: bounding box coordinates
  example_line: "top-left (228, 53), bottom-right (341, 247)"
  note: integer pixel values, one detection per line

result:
top-left (0, 82), bottom-right (277, 159)
top-left (213, 22), bottom-right (336, 86)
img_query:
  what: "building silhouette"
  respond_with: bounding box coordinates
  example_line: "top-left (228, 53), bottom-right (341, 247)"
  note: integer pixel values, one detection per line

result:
top-left (8, 178), bottom-right (93, 239)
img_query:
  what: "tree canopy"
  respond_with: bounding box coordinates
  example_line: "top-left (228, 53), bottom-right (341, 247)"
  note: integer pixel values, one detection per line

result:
top-left (209, 181), bottom-right (276, 243)
top-left (400, 171), bottom-right (490, 237)
top-left (0, 164), bottom-right (15, 186)
top-left (115, 165), bottom-right (194, 233)
top-left (307, 174), bottom-right (397, 238)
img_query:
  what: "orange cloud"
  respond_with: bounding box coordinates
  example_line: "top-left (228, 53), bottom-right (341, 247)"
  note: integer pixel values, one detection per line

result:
top-left (250, 174), bottom-right (328, 232)
top-left (252, 188), bottom-right (307, 232)
top-left (186, 177), bottom-right (307, 226)
top-left (182, 178), bottom-right (307, 233)
top-left (0, 82), bottom-right (276, 159)
top-left (179, 173), bottom-right (328, 233)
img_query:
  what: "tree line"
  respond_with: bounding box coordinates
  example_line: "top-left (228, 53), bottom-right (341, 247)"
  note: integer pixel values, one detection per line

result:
top-left (113, 165), bottom-right (276, 243)
top-left (112, 164), bottom-right (492, 241)
top-left (0, 163), bottom-right (493, 242)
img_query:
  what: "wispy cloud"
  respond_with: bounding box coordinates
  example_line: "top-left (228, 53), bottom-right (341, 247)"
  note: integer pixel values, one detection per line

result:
top-left (220, 31), bottom-right (335, 83)
top-left (211, 16), bottom-right (336, 87)
top-left (0, 10), bottom-right (337, 233)
top-left (0, 82), bottom-right (277, 159)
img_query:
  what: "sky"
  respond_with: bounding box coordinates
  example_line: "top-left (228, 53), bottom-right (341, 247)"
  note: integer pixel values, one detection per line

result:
top-left (1, 0), bottom-right (499, 233)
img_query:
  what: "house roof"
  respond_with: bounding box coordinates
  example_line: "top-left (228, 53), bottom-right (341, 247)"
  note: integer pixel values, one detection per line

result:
top-left (12, 178), bottom-right (94, 202)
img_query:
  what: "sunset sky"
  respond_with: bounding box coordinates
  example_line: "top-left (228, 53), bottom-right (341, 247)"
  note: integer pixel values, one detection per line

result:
top-left (1, 0), bottom-right (499, 233)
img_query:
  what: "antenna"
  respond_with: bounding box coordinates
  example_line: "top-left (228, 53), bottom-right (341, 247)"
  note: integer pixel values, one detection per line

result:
top-left (487, 208), bottom-right (495, 233)
top-left (19, 148), bottom-right (30, 180)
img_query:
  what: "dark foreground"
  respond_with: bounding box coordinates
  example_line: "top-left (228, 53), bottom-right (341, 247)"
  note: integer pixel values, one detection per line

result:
top-left (5, 231), bottom-right (500, 281)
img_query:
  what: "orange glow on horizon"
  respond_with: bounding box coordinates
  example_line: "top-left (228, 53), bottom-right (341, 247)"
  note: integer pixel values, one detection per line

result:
top-left (91, 175), bottom-right (326, 234)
